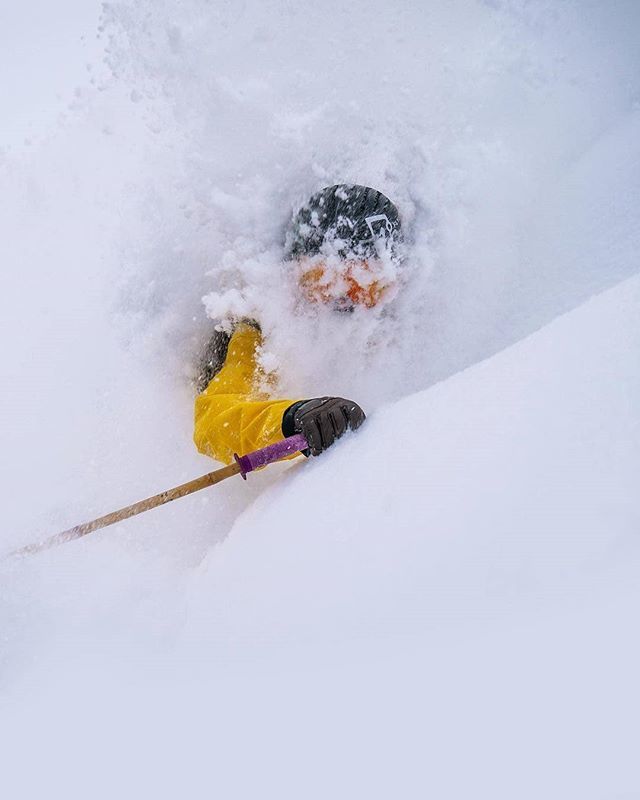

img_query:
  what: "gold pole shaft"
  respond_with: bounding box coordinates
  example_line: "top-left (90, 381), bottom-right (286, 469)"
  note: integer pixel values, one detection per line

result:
top-left (10, 462), bottom-right (242, 558)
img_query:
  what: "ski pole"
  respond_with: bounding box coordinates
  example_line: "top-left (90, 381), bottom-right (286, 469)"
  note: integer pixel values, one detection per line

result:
top-left (8, 434), bottom-right (308, 559)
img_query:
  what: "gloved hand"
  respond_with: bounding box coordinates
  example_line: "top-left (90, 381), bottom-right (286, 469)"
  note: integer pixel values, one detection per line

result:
top-left (282, 397), bottom-right (366, 456)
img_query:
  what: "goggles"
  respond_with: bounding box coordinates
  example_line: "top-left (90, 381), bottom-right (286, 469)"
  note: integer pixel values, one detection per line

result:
top-left (297, 257), bottom-right (394, 310)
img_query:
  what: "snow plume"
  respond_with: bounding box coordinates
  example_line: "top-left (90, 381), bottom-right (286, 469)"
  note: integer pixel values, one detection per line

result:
top-left (96, 0), bottom-right (640, 402)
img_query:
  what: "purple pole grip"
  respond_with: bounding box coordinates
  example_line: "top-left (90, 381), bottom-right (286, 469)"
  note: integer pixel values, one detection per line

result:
top-left (234, 434), bottom-right (308, 479)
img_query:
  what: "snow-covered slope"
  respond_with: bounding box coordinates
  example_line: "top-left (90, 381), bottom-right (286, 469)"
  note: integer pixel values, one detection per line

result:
top-left (3, 275), bottom-right (640, 799)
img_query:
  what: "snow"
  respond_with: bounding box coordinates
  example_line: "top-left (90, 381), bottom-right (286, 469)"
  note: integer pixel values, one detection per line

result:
top-left (0, 0), bottom-right (105, 148)
top-left (1, 1), bottom-right (640, 798)
top-left (189, 274), bottom-right (640, 642)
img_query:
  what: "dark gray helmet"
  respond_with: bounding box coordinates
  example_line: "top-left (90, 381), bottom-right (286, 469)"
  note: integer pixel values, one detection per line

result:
top-left (285, 184), bottom-right (402, 262)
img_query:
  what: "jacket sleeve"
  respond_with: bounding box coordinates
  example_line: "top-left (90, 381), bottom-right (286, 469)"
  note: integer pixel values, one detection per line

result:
top-left (193, 324), bottom-right (300, 464)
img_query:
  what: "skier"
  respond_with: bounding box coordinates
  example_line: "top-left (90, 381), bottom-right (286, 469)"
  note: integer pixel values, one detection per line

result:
top-left (193, 183), bottom-right (403, 463)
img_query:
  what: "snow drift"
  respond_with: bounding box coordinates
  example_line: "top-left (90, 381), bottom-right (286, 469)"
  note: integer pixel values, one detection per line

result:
top-left (3, 275), bottom-right (640, 799)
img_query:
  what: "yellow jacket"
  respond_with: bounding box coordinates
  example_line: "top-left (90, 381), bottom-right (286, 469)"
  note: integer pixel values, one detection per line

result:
top-left (194, 324), bottom-right (300, 464)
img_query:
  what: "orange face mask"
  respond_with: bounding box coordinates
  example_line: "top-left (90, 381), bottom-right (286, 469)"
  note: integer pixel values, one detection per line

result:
top-left (297, 258), bottom-right (393, 310)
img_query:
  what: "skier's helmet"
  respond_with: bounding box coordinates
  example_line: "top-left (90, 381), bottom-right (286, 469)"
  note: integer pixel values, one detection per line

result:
top-left (285, 184), bottom-right (403, 310)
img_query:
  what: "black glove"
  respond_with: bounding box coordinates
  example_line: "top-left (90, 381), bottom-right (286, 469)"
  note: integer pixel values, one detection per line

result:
top-left (282, 397), bottom-right (366, 456)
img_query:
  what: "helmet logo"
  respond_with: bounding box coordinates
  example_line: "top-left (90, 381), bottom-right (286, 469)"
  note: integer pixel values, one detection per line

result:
top-left (365, 213), bottom-right (394, 236)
